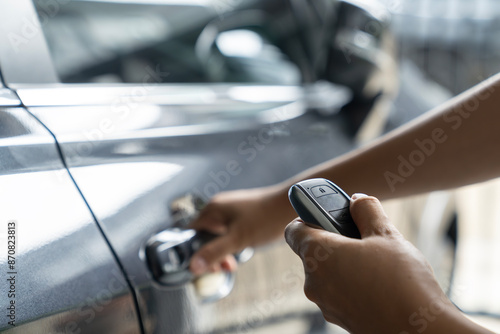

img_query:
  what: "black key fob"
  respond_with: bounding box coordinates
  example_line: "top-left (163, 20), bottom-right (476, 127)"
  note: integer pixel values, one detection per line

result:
top-left (288, 178), bottom-right (361, 239)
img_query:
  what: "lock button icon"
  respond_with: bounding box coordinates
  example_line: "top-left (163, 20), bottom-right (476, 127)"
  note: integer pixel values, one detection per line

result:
top-left (311, 185), bottom-right (336, 198)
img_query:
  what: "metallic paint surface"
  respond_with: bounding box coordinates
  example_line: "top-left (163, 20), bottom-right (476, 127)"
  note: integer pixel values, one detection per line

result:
top-left (31, 93), bottom-right (355, 333)
top-left (15, 84), bottom-right (302, 107)
top-left (0, 108), bottom-right (141, 333)
top-left (0, 89), bottom-right (21, 106)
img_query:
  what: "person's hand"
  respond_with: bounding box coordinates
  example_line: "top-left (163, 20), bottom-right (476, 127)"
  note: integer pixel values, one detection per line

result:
top-left (285, 194), bottom-right (492, 334)
top-left (189, 185), bottom-right (295, 275)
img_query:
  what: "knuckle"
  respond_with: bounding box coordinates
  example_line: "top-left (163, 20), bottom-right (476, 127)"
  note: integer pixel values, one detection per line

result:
top-left (203, 202), bottom-right (222, 219)
top-left (284, 221), bottom-right (306, 250)
top-left (376, 223), bottom-right (394, 236)
top-left (200, 242), bottom-right (224, 263)
top-left (283, 223), bottom-right (294, 240)
top-left (303, 280), bottom-right (318, 302)
top-left (378, 221), bottom-right (400, 238)
top-left (322, 311), bottom-right (340, 326)
top-left (298, 235), bottom-right (315, 258)
top-left (199, 244), bottom-right (216, 261)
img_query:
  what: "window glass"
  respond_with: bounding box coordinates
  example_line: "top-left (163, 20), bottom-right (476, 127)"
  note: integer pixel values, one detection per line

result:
top-left (33, 0), bottom-right (301, 85)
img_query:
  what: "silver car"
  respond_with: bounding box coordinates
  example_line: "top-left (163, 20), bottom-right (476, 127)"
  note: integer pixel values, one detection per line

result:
top-left (0, 0), bottom-right (393, 333)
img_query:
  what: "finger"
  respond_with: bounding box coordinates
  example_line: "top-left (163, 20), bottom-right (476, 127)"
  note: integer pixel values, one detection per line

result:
top-left (189, 203), bottom-right (228, 235)
top-left (349, 193), bottom-right (395, 238)
top-left (220, 255), bottom-right (238, 272)
top-left (284, 218), bottom-right (347, 259)
top-left (209, 262), bottom-right (222, 273)
top-left (190, 234), bottom-right (239, 275)
top-left (208, 255), bottom-right (238, 273)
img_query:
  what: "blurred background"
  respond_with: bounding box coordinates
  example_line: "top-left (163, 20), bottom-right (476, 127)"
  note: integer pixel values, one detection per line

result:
top-left (382, 0), bottom-right (500, 332)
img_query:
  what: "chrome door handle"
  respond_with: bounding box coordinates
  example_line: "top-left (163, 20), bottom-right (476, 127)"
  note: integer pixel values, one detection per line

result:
top-left (145, 228), bottom-right (216, 287)
top-left (170, 193), bottom-right (254, 265)
top-left (144, 193), bottom-right (253, 303)
top-left (145, 228), bottom-right (245, 303)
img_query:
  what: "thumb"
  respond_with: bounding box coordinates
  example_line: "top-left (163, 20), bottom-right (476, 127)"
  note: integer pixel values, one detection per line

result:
top-left (349, 193), bottom-right (396, 238)
top-left (285, 218), bottom-right (347, 259)
top-left (190, 233), bottom-right (239, 275)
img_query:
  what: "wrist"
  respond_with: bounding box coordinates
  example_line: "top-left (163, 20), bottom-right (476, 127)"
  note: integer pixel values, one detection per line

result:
top-left (265, 182), bottom-right (297, 224)
top-left (427, 307), bottom-right (492, 334)
top-left (396, 296), bottom-right (493, 334)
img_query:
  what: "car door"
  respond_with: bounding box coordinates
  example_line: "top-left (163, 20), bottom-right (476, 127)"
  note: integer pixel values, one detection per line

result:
top-left (0, 82), bottom-right (141, 332)
top-left (1, 1), bottom-right (361, 333)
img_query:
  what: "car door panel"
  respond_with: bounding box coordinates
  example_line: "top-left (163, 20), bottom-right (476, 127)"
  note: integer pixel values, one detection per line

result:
top-left (0, 1), bottom-right (358, 331)
top-left (28, 84), bottom-right (356, 333)
top-left (0, 105), bottom-right (141, 334)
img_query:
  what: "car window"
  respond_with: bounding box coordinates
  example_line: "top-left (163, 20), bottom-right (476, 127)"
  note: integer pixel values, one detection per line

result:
top-left (33, 0), bottom-right (301, 85)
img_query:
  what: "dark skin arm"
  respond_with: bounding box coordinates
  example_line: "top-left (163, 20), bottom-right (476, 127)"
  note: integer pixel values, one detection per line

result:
top-left (292, 72), bottom-right (500, 199)
top-left (188, 73), bottom-right (500, 333)
top-left (190, 72), bottom-right (500, 274)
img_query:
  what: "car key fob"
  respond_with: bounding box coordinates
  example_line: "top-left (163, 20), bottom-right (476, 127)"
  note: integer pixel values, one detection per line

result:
top-left (288, 178), bottom-right (361, 239)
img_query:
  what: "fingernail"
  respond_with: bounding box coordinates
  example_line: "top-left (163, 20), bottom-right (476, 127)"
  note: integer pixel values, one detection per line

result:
top-left (191, 257), bottom-right (207, 275)
top-left (351, 193), bottom-right (368, 200)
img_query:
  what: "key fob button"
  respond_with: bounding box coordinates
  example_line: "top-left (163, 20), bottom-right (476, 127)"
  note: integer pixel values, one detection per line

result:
top-left (311, 185), bottom-right (337, 198)
top-left (316, 193), bottom-right (349, 212)
top-left (329, 209), bottom-right (351, 224)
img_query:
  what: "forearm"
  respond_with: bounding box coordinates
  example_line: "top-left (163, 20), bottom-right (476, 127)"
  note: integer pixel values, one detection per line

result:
top-left (399, 305), bottom-right (495, 334)
top-left (283, 72), bottom-right (500, 200)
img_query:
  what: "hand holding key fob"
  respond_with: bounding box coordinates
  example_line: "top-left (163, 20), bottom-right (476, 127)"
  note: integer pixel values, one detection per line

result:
top-left (288, 178), bottom-right (361, 239)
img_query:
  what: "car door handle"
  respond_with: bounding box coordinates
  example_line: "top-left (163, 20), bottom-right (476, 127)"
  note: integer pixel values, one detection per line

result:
top-left (169, 193), bottom-right (254, 265)
top-left (144, 194), bottom-right (253, 303)
top-left (145, 228), bottom-right (253, 303)
top-left (146, 228), bottom-right (216, 287)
